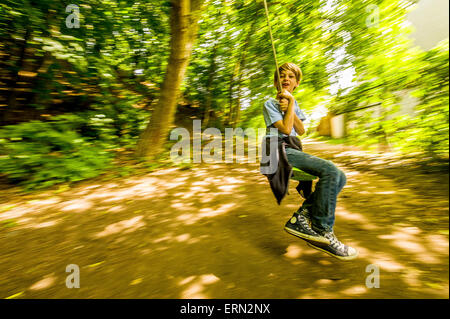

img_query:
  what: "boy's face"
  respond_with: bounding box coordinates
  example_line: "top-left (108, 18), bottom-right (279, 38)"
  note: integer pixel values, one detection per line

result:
top-left (276, 69), bottom-right (299, 93)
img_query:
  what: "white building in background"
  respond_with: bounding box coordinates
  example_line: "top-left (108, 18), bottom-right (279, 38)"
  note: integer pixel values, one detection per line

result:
top-left (322, 0), bottom-right (449, 138)
top-left (407, 0), bottom-right (449, 51)
top-left (394, 0), bottom-right (450, 117)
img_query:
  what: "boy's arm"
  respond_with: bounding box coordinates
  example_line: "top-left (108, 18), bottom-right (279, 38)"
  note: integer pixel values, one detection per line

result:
top-left (293, 115), bottom-right (305, 136)
top-left (273, 97), bottom-right (295, 135)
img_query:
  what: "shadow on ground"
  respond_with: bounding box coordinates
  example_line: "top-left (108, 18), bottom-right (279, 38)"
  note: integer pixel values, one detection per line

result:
top-left (0, 139), bottom-right (448, 298)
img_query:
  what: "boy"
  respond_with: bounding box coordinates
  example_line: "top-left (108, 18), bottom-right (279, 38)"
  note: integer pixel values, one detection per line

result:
top-left (262, 62), bottom-right (358, 261)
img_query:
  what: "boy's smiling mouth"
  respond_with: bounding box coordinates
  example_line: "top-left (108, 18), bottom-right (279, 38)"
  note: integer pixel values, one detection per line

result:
top-left (282, 83), bottom-right (292, 90)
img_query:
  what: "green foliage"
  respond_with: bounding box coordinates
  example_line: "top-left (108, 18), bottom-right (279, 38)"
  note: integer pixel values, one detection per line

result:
top-left (1, 0), bottom-right (448, 189)
top-left (0, 115), bottom-right (114, 190)
top-left (1, 219), bottom-right (17, 228)
top-left (391, 41), bottom-right (449, 158)
top-left (86, 95), bottom-right (150, 149)
top-left (342, 40), bottom-right (449, 158)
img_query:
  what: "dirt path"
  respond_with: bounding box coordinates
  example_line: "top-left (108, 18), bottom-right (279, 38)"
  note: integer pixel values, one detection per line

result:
top-left (0, 138), bottom-right (448, 298)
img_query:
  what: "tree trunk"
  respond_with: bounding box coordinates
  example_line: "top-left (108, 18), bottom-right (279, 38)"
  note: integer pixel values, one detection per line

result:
top-left (135, 0), bottom-right (204, 159)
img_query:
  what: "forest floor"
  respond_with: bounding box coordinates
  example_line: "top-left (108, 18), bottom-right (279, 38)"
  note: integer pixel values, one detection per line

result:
top-left (0, 137), bottom-right (448, 299)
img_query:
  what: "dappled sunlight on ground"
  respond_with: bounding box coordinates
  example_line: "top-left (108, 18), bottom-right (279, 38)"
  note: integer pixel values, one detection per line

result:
top-left (335, 207), bottom-right (380, 231)
top-left (0, 138), bottom-right (447, 298)
top-left (95, 216), bottom-right (145, 238)
top-left (175, 204), bottom-right (237, 225)
top-left (28, 274), bottom-right (57, 292)
top-left (30, 219), bottom-right (62, 229)
top-left (61, 199), bottom-right (94, 212)
top-left (178, 274), bottom-right (221, 299)
top-left (284, 244), bottom-right (304, 259)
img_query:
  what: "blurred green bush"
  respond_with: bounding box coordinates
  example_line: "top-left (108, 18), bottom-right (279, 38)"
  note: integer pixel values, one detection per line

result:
top-left (346, 41), bottom-right (449, 159)
top-left (0, 114), bottom-right (116, 190)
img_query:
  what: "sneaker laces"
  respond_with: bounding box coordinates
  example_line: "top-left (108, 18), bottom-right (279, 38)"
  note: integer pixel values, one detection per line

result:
top-left (325, 232), bottom-right (345, 251)
top-left (298, 209), bottom-right (312, 228)
top-left (297, 213), bottom-right (317, 234)
top-left (299, 208), bottom-right (310, 219)
top-left (298, 214), bottom-right (311, 229)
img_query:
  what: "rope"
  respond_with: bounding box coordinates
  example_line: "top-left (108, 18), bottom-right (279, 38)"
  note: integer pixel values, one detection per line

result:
top-left (263, 0), bottom-right (282, 93)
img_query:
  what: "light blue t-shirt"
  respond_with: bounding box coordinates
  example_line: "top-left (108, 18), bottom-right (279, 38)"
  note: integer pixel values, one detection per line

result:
top-left (263, 97), bottom-right (306, 136)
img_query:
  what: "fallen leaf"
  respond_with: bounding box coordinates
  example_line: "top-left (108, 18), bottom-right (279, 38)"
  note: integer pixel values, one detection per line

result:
top-left (2, 220), bottom-right (17, 228)
top-left (87, 261), bottom-right (105, 268)
top-left (54, 185), bottom-right (70, 194)
top-left (5, 291), bottom-right (24, 299)
top-left (425, 282), bottom-right (442, 289)
top-left (130, 278), bottom-right (143, 285)
top-left (0, 204), bottom-right (16, 212)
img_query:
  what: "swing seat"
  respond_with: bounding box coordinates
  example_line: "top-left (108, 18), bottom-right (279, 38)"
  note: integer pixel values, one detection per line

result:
top-left (291, 167), bottom-right (317, 181)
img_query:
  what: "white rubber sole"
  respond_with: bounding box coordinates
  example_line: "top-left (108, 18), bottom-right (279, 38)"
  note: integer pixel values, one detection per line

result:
top-left (306, 242), bottom-right (359, 261)
top-left (284, 226), bottom-right (331, 245)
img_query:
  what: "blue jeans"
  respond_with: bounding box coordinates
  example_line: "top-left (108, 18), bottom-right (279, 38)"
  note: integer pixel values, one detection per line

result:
top-left (285, 147), bottom-right (346, 233)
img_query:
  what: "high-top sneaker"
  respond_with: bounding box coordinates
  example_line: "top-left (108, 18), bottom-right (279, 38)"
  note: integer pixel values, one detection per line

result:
top-left (284, 209), bottom-right (330, 245)
top-left (306, 231), bottom-right (358, 261)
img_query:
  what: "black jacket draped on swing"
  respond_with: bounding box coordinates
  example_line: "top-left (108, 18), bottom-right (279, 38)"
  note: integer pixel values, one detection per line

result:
top-left (260, 134), bottom-right (312, 205)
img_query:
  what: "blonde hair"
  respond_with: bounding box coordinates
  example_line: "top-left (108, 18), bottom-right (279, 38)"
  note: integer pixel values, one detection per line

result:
top-left (274, 62), bottom-right (303, 88)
